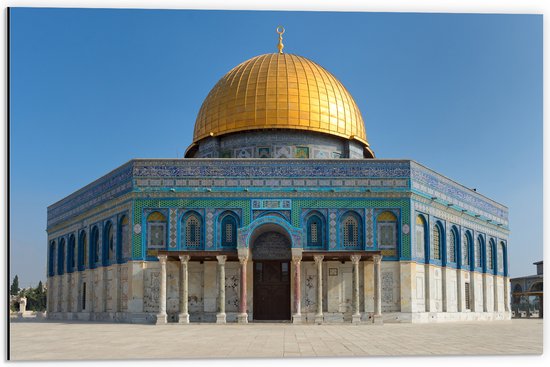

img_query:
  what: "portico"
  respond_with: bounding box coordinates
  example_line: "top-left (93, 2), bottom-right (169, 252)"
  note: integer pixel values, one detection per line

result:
top-left (154, 249), bottom-right (383, 325)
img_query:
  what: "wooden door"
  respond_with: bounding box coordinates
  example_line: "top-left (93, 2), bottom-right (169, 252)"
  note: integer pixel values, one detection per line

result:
top-left (253, 261), bottom-right (291, 320)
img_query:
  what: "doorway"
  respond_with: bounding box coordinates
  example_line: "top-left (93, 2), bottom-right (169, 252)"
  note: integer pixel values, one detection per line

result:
top-left (253, 261), bottom-right (290, 320)
top-left (251, 230), bottom-right (291, 321)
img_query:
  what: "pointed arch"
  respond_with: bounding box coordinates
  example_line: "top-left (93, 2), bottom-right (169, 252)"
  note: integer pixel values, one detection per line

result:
top-left (48, 240), bottom-right (56, 277)
top-left (431, 222), bottom-right (443, 261)
top-left (340, 211), bottom-right (363, 249)
top-left (118, 215), bottom-right (130, 262)
top-left (147, 211), bottom-right (167, 250)
top-left (376, 211), bottom-right (397, 250)
top-left (181, 211), bottom-right (203, 249)
top-left (462, 230), bottom-right (472, 268)
top-left (58, 238), bottom-right (66, 275)
top-left (448, 226), bottom-right (458, 263)
top-left (67, 234), bottom-right (76, 273)
top-left (103, 221), bottom-right (115, 265)
top-left (415, 214), bottom-right (427, 259)
top-left (475, 235), bottom-right (484, 269)
top-left (305, 211), bottom-right (326, 248)
top-left (90, 226), bottom-right (100, 268)
top-left (487, 238), bottom-right (496, 272)
top-left (78, 230), bottom-right (88, 271)
top-left (220, 211), bottom-right (239, 248)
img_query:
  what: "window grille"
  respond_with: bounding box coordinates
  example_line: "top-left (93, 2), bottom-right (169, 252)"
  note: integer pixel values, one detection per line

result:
top-left (487, 242), bottom-right (494, 270)
top-left (82, 234), bottom-right (88, 267)
top-left (498, 242), bottom-right (504, 272)
top-left (221, 215), bottom-right (237, 247)
top-left (307, 215), bottom-right (324, 247)
top-left (432, 225), bottom-right (441, 260)
top-left (311, 222), bottom-right (318, 243)
top-left (475, 239), bottom-right (482, 268)
top-left (462, 233), bottom-right (469, 266)
top-left (185, 215), bottom-right (201, 247)
top-left (416, 216), bottom-right (425, 258)
top-left (343, 215), bottom-right (358, 247)
top-left (448, 230), bottom-right (456, 263)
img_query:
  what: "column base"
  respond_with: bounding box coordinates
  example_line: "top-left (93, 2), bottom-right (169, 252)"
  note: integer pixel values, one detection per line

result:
top-left (314, 314), bottom-right (324, 324)
top-left (373, 314), bottom-right (383, 325)
top-left (292, 314), bottom-right (302, 324)
top-left (352, 314), bottom-right (361, 324)
top-left (178, 313), bottom-right (190, 324)
top-left (155, 313), bottom-right (168, 325)
top-left (237, 313), bottom-right (248, 323)
top-left (216, 313), bottom-right (227, 324)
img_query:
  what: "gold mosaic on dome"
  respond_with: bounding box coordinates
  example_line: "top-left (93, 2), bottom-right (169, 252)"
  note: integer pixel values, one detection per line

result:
top-left (193, 28), bottom-right (371, 151)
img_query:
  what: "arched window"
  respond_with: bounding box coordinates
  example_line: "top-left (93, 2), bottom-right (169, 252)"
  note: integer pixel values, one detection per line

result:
top-left (182, 212), bottom-right (202, 248)
top-left (58, 238), bottom-right (66, 275)
top-left (498, 241), bottom-right (505, 273)
top-left (462, 232), bottom-right (470, 266)
top-left (448, 228), bottom-right (457, 263)
top-left (90, 226), bottom-right (100, 268)
top-left (475, 236), bottom-right (483, 268)
top-left (341, 212), bottom-right (361, 248)
top-left (48, 240), bottom-right (56, 277)
top-left (431, 224), bottom-right (442, 260)
top-left (306, 213), bottom-right (325, 248)
top-left (416, 215), bottom-right (426, 258)
top-left (78, 231), bottom-right (87, 271)
top-left (147, 211), bottom-right (167, 249)
top-left (119, 215), bottom-right (130, 261)
top-left (487, 239), bottom-right (495, 271)
top-left (220, 213), bottom-right (238, 248)
top-left (68, 234), bottom-right (76, 272)
top-left (377, 211), bottom-right (397, 249)
top-left (103, 221), bottom-right (114, 264)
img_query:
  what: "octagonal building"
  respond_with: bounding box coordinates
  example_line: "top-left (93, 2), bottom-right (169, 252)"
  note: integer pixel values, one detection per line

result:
top-left (46, 31), bottom-right (511, 324)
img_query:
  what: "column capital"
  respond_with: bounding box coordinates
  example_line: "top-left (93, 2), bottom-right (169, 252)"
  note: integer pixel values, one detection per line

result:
top-left (292, 255), bottom-right (302, 265)
top-left (157, 254), bottom-right (168, 264)
top-left (179, 255), bottom-right (190, 264)
top-left (350, 254), bottom-right (361, 265)
top-left (216, 255), bottom-right (227, 265)
top-left (373, 254), bottom-right (382, 265)
top-left (238, 255), bottom-right (248, 265)
top-left (313, 255), bottom-right (324, 264)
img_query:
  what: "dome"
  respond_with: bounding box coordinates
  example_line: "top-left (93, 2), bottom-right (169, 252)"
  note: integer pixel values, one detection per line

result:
top-left (191, 53), bottom-right (374, 158)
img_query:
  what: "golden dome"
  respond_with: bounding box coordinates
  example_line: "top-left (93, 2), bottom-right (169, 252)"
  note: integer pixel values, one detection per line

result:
top-left (193, 53), bottom-right (374, 157)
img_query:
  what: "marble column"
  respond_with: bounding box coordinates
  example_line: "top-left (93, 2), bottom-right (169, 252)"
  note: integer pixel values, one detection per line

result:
top-left (156, 255), bottom-right (168, 324)
top-left (314, 255), bottom-right (324, 324)
top-left (216, 255), bottom-right (227, 324)
top-left (373, 254), bottom-right (383, 324)
top-left (351, 254), bottom-right (362, 324)
top-left (178, 255), bottom-right (190, 324)
top-left (292, 255), bottom-right (302, 324)
top-left (237, 254), bottom-right (249, 323)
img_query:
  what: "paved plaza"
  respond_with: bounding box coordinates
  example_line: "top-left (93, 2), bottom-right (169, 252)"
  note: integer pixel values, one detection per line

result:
top-left (9, 319), bottom-right (543, 360)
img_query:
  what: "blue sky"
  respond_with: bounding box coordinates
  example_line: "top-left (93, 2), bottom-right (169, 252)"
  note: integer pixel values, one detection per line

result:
top-left (9, 8), bottom-right (542, 287)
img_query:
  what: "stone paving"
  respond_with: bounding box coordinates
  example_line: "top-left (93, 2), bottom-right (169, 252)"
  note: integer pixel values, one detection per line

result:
top-left (9, 319), bottom-right (543, 360)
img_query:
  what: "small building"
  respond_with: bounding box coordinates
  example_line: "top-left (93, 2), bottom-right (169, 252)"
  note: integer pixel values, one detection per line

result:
top-left (511, 261), bottom-right (543, 318)
top-left (45, 29), bottom-right (511, 324)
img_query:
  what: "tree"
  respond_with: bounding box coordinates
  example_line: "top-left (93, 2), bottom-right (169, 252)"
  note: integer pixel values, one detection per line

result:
top-left (19, 282), bottom-right (47, 311)
top-left (10, 275), bottom-right (20, 296)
